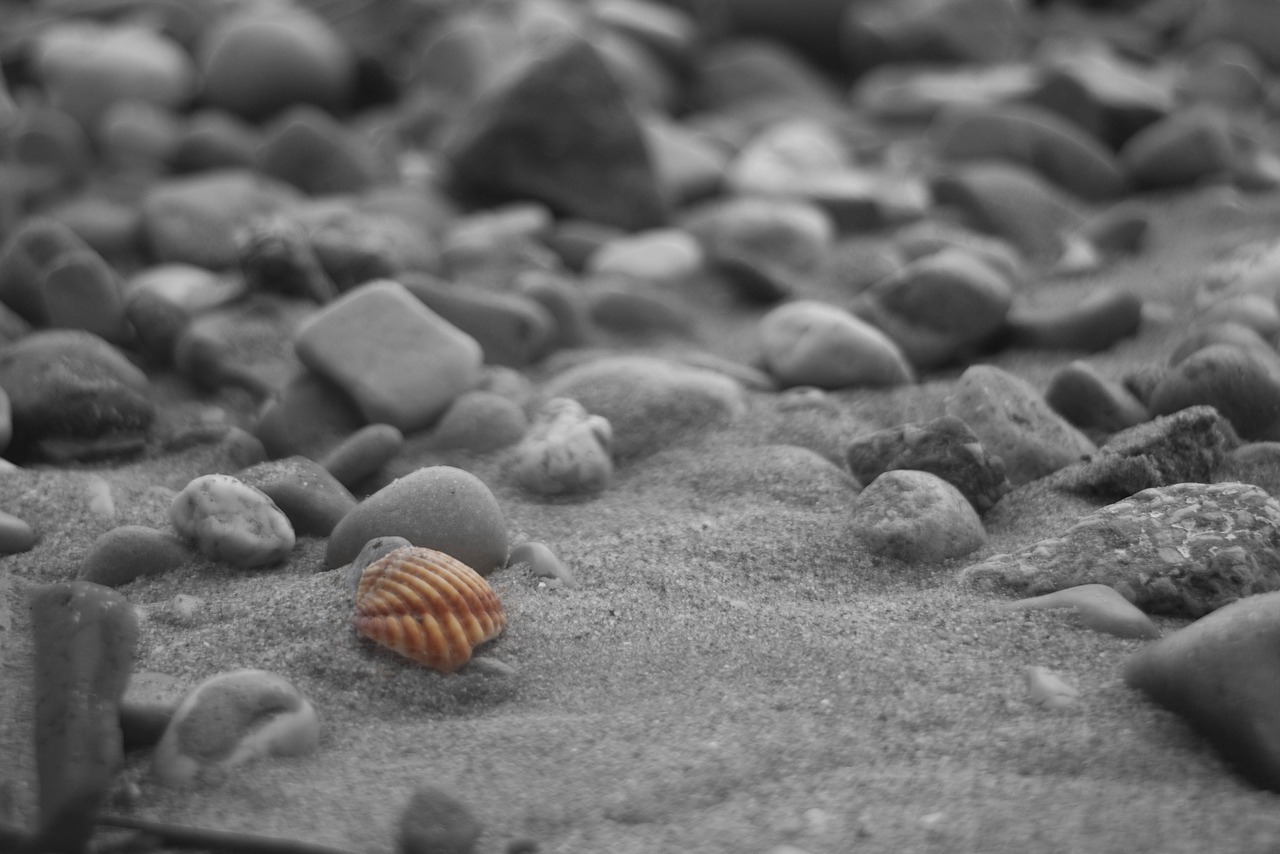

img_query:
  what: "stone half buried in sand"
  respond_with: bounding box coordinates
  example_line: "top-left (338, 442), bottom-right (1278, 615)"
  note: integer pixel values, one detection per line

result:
top-left (1124, 591), bottom-right (1280, 792)
top-left (1001, 584), bottom-right (1160, 639)
top-left (443, 30), bottom-right (666, 231)
top-left (961, 482), bottom-right (1280, 618)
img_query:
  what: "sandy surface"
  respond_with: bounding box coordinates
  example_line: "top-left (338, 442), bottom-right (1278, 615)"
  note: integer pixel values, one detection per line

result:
top-left (3, 186), bottom-right (1280, 854)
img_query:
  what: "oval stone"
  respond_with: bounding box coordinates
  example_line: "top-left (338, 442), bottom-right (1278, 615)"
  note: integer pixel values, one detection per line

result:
top-left (758, 300), bottom-right (914, 389)
top-left (169, 474), bottom-right (295, 569)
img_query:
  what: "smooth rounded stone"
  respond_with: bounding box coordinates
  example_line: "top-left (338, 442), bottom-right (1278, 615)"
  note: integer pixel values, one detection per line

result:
top-left (314, 423), bottom-right (404, 491)
top-left (1026, 51), bottom-right (1172, 150)
top-left (97, 99), bottom-right (183, 172)
top-left (1124, 590), bottom-right (1280, 791)
top-left (510, 397), bottom-right (613, 496)
top-left (1120, 109), bottom-right (1236, 190)
top-left (124, 264), bottom-right (246, 364)
top-left (1168, 321), bottom-right (1276, 368)
top-left (642, 115), bottom-right (728, 206)
top-left (45, 194), bottom-right (142, 266)
top-left (141, 169), bottom-right (300, 270)
top-left (169, 307), bottom-right (280, 403)
top-left (1198, 292), bottom-right (1280, 339)
top-left (257, 107), bottom-right (380, 197)
top-left (758, 300), bottom-right (914, 390)
top-left (341, 535), bottom-right (412, 590)
top-left (441, 203), bottom-right (556, 279)
top-left (120, 671), bottom-right (190, 752)
top-left (852, 247), bottom-right (1013, 370)
top-left (444, 30), bottom-right (665, 231)
top-left (30, 581), bottom-right (137, 852)
top-left (842, 0), bottom-right (1024, 70)
top-left (930, 162), bottom-right (1085, 261)
top-left (400, 274), bottom-right (557, 369)
top-left (294, 280), bottom-right (484, 433)
top-left (325, 465), bottom-right (508, 573)
top-left (254, 371), bottom-right (366, 462)
top-left (1149, 344), bottom-right (1280, 441)
top-left (78, 525), bottom-right (189, 588)
top-left (693, 21), bottom-right (846, 105)
top-left (845, 415), bottom-right (1010, 515)
top-left (507, 540), bottom-right (576, 587)
top-left (585, 228), bottom-right (704, 287)
top-left (170, 108), bottom-right (261, 173)
top-left (541, 355), bottom-right (745, 459)
top-left (850, 469), bottom-right (986, 563)
top-left (234, 457), bottom-right (357, 538)
top-left (543, 219), bottom-right (625, 272)
top-left (852, 62), bottom-right (1039, 122)
top-left (398, 785), bottom-right (483, 854)
top-left (962, 481), bottom-right (1280, 618)
top-left (1025, 666), bottom-right (1079, 710)
top-left (1057, 403), bottom-right (1240, 501)
top-left (152, 669), bottom-right (320, 787)
top-left (0, 215), bottom-right (95, 326)
top-left (169, 474), bottom-right (295, 569)
top-left (0, 508), bottom-right (36, 554)
top-left (930, 103), bottom-right (1127, 201)
top-left (35, 21), bottom-right (195, 131)
top-left (0, 329), bottom-right (154, 461)
top-left (198, 7), bottom-right (354, 121)
top-left (1218, 442), bottom-right (1280, 495)
top-left (427, 391), bottom-right (528, 454)
top-left (1002, 584), bottom-right (1160, 640)
top-left (945, 364), bottom-right (1097, 488)
top-left (724, 117), bottom-right (847, 196)
top-left (582, 277), bottom-right (696, 339)
top-left (6, 102), bottom-right (94, 207)
top-left (516, 270), bottom-right (594, 350)
top-left (42, 249), bottom-right (132, 346)
top-left (1044, 360), bottom-right (1150, 436)
top-left (1005, 288), bottom-right (1143, 352)
top-left (683, 196), bottom-right (833, 303)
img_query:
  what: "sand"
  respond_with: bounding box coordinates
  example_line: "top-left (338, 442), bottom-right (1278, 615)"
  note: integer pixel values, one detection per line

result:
top-left (4, 187), bottom-right (1280, 854)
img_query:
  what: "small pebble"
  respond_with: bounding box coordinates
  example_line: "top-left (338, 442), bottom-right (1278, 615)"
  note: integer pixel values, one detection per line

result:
top-left (152, 669), bottom-right (320, 786)
top-left (253, 371), bottom-right (366, 462)
top-left (511, 398), bottom-right (613, 495)
top-left (758, 300), bottom-right (915, 390)
top-left (1026, 665), bottom-right (1079, 710)
top-left (1149, 344), bottom-right (1280, 441)
top-left (400, 274), bottom-right (557, 369)
top-left (398, 785), bottom-right (483, 854)
top-left (235, 456), bottom-right (357, 538)
top-left (585, 228), bottom-right (704, 286)
top-left (508, 541), bottom-right (576, 587)
top-left (342, 535), bottom-right (412, 591)
top-left (427, 391), bottom-right (528, 454)
top-left (0, 508), bottom-right (36, 554)
top-left (1002, 584), bottom-right (1159, 639)
top-left (169, 474), bottom-right (295, 569)
top-left (78, 525), bottom-right (189, 588)
top-left (1044, 360), bottom-right (1149, 436)
top-left (850, 469), bottom-right (987, 563)
top-left (1120, 108), bottom-right (1236, 190)
top-left (317, 423), bottom-right (405, 490)
top-left (1005, 289), bottom-right (1143, 352)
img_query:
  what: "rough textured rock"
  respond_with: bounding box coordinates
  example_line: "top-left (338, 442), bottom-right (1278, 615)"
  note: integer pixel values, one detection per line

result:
top-left (1125, 590), bottom-right (1280, 792)
top-left (962, 481), bottom-right (1280, 617)
top-left (851, 469), bottom-right (987, 563)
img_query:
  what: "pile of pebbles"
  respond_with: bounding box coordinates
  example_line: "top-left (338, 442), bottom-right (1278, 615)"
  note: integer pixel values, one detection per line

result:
top-left (7, 0), bottom-right (1280, 850)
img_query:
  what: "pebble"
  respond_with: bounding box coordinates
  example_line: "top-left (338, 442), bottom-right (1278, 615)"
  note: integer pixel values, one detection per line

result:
top-left (961, 481), bottom-right (1280, 617)
top-left (843, 0), bottom-right (1024, 69)
top-left (1119, 108), bottom-right (1236, 190)
top-left (46, 194), bottom-right (143, 266)
top-left (325, 465), bottom-right (508, 573)
top-left (120, 671), bottom-right (190, 751)
top-left (342, 535), bottom-right (413, 591)
top-left (508, 540), bottom-right (576, 587)
top-left (516, 270), bottom-right (595, 350)
top-left (397, 785), bottom-right (483, 854)
top-left (0, 329), bottom-right (154, 462)
top-left (845, 415), bottom-right (1011, 515)
top-left (1197, 292), bottom-right (1280, 340)
top-left (695, 20), bottom-right (844, 105)
top-left (97, 98), bottom-right (183, 173)
top-left (511, 397), bottom-right (613, 495)
top-left (316, 423), bottom-right (406, 490)
top-left (235, 457), bottom-right (357, 538)
top-left (1218, 442), bottom-right (1280, 495)
top-left (1027, 51), bottom-right (1171, 149)
top-left (541, 355), bottom-right (745, 459)
top-left (257, 107), bottom-right (381, 197)
top-left (169, 474), bottom-right (296, 569)
top-left (141, 169), bottom-right (300, 270)
top-left (1044, 360), bottom-right (1150, 437)
top-left (0, 215), bottom-right (94, 326)
top-left (0, 508), bottom-right (36, 554)
top-left (78, 525), bottom-right (189, 587)
top-left (400, 274), bottom-right (557, 368)
top-left (198, 7), bottom-right (355, 121)
top-left (41, 249), bottom-right (133, 346)
top-left (585, 228), bottom-right (704, 287)
top-left (427, 391), bottom-right (528, 454)
top-left (850, 469), bottom-right (986, 563)
top-left (1001, 584), bottom-right (1159, 640)
top-left (724, 118), bottom-right (847, 196)
top-left (758, 300), bottom-right (915, 390)
top-left (1148, 344), bottom-right (1280, 441)
top-left (1004, 288), bottom-right (1143, 352)
top-left (1025, 666), bottom-right (1079, 710)
top-left (306, 206), bottom-right (444, 293)
top-left (642, 115), bottom-right (728, 205)
top-left (583, 277), bottom-right (696, 339)
top-left (1056, 406), bottom-right (1239, 500)
top-left (253, 371), bottom-right (367, 462)
top-left (684, 196), bottom-right (832, 303)
top-left (851, 247), bottom-right (1013, 370)
top-left (1167, 321), bottom-right (1276, 368)
top-left (35, 21), bottom-right (195, 131)
top-left (930, 162), bottom-right (1084, 260)
top-left (152, 669), bottom-right (321, 787)
top-left (170, 108), bottom-right (261, 173)
top-left (124, 264), bottom-right (246, 365)
top-left (944, 364), bottom-right (1097, 486)
top-left (930, 103), bottom-right (1127, 200)
top-left (236, 213), bottom-right (337, 305)
top-left (30, 582), bottom-right (137, 851)
top-left (171, 311), bottom-right (277, 403)
top-left (1124, 590), bottom-right (1280, 792)
top-left (294, 279), bottom-right (485, 433)
top-left (6, 104), bottom-right (93, 208)
top-left (444, 31), bottom-right (665, 230)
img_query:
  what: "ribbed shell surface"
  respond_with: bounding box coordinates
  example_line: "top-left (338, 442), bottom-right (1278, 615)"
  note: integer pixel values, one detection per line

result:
top-left (353, 546), bottom-right (506, 673)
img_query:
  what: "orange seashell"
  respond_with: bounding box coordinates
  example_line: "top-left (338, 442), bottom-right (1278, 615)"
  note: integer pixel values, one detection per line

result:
top-left (353, 546), bottom-right (506, 673)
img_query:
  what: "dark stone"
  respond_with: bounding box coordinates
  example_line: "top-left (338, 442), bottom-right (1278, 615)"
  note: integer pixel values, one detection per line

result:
top-left (78, 525), bottom-right (190, 588)
top-left (1045, 359), bottom-right (1149, 437)
top-left (238, 213), bottom-right (338, 304)
top-left (1149, 344), bottom-right (1280, 441)
top-left (398, 785), bottom-right (483, 854)
top-left (235, 456), bottom-right (358, 537)
top-left (1005, 288), bottom-right (1143, 352)
top-left (845, 414), bottom-right (1011, 514)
